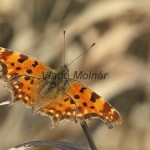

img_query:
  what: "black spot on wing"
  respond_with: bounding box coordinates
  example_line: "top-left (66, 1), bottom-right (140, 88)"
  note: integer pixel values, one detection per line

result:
top-left (64, 98), bottom-right (69, 102)
top-left (83, 102), bottom-right (87, 107)
top-left (74, 95), bottom-right (80, 99)
top-left (24, 76), bottom-right (30, 81)
top-left (16, 67), bottom-right (22, 70)
top-left (11, 63), bottom-right (15, 66)
top-left (26, 69), bottom-right (32, 74)
top-left (17, 54), bottom-right (28, 63)
top-left (79, 87), bottom-right (87, 93)
top-left (90, 106), bottom-right (95, 109)
top-left (32, 61), bottom-right (38, 67)
top-left (90, 92), bottom-right (100, 102)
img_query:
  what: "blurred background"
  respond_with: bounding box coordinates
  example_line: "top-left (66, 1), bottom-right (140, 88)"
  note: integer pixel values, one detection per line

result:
top-left (0, 0), bottom-right (150, 150)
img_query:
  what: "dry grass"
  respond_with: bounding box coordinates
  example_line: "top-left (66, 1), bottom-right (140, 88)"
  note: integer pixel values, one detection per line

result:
top-left (0, 0), bottom-right (150, 150)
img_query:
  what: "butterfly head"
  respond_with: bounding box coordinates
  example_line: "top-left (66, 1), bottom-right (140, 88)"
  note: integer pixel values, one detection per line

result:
top-left (55, 64), bottom-right (69, 78)
top-left (42, 64), bottom-right (69, 83)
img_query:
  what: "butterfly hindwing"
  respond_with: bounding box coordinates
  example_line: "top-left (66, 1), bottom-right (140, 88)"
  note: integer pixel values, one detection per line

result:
top-left (40, 94), bottom-right (77, 124)
top-left (8, 76), bottom-right (42, 106)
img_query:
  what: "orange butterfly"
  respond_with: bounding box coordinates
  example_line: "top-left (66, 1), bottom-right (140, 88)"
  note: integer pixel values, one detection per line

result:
top-left (0, 47), bottom-right (122, 128)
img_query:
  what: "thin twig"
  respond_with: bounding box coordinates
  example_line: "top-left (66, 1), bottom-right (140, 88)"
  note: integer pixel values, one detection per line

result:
top-left (9, 141), bottom-right (90, 150)
top-left (80, 120), bottom-right (97, 150)
top-left (63, 29), bottom-right (66, 66)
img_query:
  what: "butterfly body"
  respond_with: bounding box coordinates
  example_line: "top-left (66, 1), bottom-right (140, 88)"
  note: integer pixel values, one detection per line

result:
top-left (0, 47), bottom-right (122, 127)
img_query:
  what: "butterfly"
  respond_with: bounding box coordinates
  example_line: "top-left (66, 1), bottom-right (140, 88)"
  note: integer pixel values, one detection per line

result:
top-left (0, 47), bottom-right (122, 128)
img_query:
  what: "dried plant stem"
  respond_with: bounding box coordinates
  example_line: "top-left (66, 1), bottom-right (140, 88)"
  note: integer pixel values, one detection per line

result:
top-left (9, 141), bottom-right (89, 150)
top-left (0, 100), bottom-right (10, 106)
top-left (80, 120), bottom-right (97, 150)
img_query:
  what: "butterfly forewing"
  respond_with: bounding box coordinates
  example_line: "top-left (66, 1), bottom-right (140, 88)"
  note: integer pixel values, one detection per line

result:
top-left (66, 80), bottom-right (122, 126)
top-left (0, 47), bottom-right (49, 80)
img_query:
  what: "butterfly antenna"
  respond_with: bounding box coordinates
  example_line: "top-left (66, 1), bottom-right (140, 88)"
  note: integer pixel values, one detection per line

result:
top-left (63, 29), bottom-right (66, 66)
top-left (67, 42), bottom-right (96, 67)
